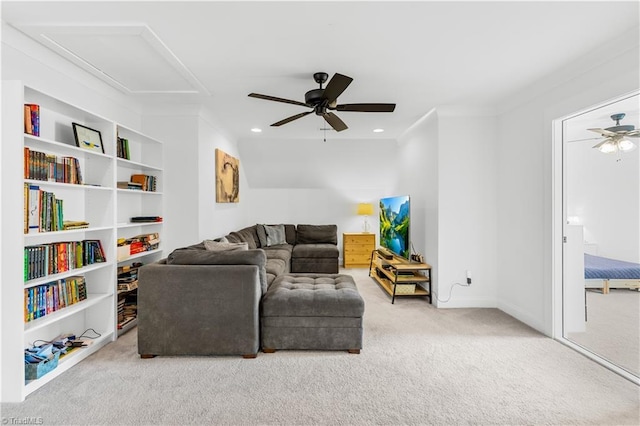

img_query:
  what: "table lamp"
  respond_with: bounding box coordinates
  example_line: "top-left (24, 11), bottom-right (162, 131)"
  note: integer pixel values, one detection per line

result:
top-left (357, 203), bottom-right (374, 233)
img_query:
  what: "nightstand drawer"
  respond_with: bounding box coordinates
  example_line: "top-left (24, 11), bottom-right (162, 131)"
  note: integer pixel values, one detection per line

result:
top-left (344, 234), bottom-right (375, 245)
top-left (343, 233), bottom-right (375, 268)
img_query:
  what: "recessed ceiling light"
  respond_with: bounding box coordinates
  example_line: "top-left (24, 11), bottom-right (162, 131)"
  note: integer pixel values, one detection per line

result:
top-left (373, 128), bottom-right (384, 133)
top-left (251, 128), bottom-right (262, 133)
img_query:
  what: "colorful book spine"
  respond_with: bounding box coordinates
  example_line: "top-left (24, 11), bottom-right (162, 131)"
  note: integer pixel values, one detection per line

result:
top-left (23, 276), bottom-right (88, 322)
top-left (24, 104), bottom-right (40, 137)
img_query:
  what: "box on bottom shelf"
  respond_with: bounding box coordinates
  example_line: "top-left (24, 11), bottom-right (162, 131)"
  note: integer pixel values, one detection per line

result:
top-left (392, 283), bottom-right (416, 294)
top-left (25, 351), bottom-right (60, 380)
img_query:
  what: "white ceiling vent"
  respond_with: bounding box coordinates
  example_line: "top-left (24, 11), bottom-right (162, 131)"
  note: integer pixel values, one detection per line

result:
top-left (15, 24), bottom-right (209, 95)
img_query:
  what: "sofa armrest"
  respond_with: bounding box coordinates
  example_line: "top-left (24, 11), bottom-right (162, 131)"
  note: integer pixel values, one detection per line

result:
top-left (137, 262), bottom-right (261, 357)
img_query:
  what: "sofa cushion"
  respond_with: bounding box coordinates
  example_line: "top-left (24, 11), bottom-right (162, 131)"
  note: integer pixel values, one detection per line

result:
top-left (167, 248), bottom-right (268, 294)
top-left (203, 240), bottom-right (248, 252)
top-left (292, 243), bottom-right (339, 259)
top-left (266, 257), bottom-right (287, 278)
top-left (262, 244), bottom-right (293, 262)
top-left (256, 224), bottom-right (268, 247)
top-left (296, 224), bottom-right (338, 245)
top-left (226, 226), bottom-right (260, 249)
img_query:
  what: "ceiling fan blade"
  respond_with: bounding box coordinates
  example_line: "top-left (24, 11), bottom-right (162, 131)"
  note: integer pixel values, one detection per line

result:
top-left (567, 136), bottom-right (601, 143)
top-left (271, 110), bottom-right (313, 127)
top-left (335, 103), bottom-right (396, 112)
top-left (323, 112), bottom-right (348, 132)
top-left (323, 73), bottom-right (353, 104)
top-left (592, 139), bottom-right (611, 149)
top-left (588, 128), bottom-right (618, 137)
top-left (624, 129), bottom-right (640, 137)
top-left (248, 93), bottom-right (308, 108)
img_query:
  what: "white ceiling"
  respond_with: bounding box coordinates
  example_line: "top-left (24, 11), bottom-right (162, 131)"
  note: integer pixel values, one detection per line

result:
top-left (2, 1), bottom-right (639, 142)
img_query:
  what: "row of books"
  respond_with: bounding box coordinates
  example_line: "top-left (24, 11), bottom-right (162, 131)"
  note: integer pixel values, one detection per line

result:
top-left (116, 137), bottom-right (131, 160)
top-left (24, 240), bottom-right (106, 281)
top-left (24, 184), bottom-right (64, 233)
top-left (117, 233), bottom-right (160, 261)
top-left (24, 148), bottom-right (83, 184)
top-left (24, 103), bottom-right (40, 137)
top-left (24, 276), bottom-right (87, 323)
top-left (131, 174), bottom-right (157, 192)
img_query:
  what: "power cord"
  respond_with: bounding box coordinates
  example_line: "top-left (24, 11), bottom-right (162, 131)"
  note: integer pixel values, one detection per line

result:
top-left (435, 282), bottom-right (471, 303)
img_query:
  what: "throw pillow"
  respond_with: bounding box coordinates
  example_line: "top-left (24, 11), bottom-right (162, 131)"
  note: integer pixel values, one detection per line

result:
top-left (256, 224), bottom-right (268, 247)
top-left (203, 240), bottom-right (248, 252)
top-left (264, 224), bottom-right (286, 246)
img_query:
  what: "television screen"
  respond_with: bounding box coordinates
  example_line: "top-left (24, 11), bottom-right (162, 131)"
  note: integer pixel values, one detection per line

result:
top-left (379, 195), bottom-right (410, 259)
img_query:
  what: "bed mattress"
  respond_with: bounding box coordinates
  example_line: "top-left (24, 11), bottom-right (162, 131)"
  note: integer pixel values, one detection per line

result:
top-left (584, 253), bottom-right (640, 280)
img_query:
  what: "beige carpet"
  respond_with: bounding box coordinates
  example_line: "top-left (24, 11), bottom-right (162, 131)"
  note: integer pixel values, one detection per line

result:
top-left (2, 269), bottom-right (639, 425)
top-left (568, 289), bottom-right (640, 376)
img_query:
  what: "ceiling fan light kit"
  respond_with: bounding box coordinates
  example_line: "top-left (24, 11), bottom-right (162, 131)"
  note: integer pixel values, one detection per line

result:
top-left (588, 113), bottom-right (639, 154)
top-left (248, 72), bottom-right (396, 132)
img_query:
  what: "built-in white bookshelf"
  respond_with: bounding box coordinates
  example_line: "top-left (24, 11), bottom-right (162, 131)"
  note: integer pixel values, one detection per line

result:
top-left (115, 124), bottom-right (164, 335)
top-left (0, 81), bottom-right (164, 402)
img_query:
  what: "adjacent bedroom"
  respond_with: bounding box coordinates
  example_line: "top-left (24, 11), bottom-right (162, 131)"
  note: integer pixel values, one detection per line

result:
top-left (562, 92), bottom-right (640, 377)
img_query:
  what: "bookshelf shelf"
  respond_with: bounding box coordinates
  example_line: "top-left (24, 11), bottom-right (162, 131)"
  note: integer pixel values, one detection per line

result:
top-left (24, 134), bottom-right (112, 160)
top-left (24, 293), bottom-right (112, 334)
top-left (117, 222), bottom-right (163, 229)
top-left (117, 157), bottom-right (163, 172)
top-left (24, 262), bottom-right (112, 288)
top-left (23, 226), bottom-right (113, 240)
top-left (1, 82), bottom-right (165, 402)
top-left (116, 188), bottom-right (163, 195)
top-left (24, 179), bottom-right (111, 191)
top-left (24, 332), bottom-right (113, 393)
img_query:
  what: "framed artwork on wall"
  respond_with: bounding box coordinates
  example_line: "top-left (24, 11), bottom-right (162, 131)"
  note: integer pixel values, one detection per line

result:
top-left (215, 148), bottom-right (240, 203)
top-left (72, 122), bottom-right (104, 153)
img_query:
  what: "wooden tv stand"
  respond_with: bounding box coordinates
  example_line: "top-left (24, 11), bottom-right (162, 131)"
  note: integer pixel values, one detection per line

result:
top-left (369, 250), bottom-right (432, 304)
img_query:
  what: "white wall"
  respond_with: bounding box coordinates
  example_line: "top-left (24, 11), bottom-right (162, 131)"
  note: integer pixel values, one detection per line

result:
top-left (496, 27), bottom-right (640, 335)
top-left (437, 111), bottom-right (498, 307)
top-left (238, 137), bottom-right (398, 258)
top-left (397, 108), bottom-right (499, 308)
top-left (197, 114), bottom-right (249, 240)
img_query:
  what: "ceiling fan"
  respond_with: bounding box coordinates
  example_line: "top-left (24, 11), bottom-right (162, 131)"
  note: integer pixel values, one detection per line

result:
top-left (588, 113), bottom-right (639, 154)
top-left (248, 72), bottom-right (396, 132)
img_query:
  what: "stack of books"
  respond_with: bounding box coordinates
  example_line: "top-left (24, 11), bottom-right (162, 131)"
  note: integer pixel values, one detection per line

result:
top-left (117, 181), bottom-right (143, 190)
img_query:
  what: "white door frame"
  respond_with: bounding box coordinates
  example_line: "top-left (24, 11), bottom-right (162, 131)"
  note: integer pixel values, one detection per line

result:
top-left (551, 90), bottom-right (640, 385)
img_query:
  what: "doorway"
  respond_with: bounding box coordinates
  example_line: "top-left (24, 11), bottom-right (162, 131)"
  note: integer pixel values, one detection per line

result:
top-left (554, 91), bottom-right (639, 384)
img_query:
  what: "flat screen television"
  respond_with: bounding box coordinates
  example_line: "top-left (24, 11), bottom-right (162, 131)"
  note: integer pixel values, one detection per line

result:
top-left (379, 195), bottom-right (410, 259)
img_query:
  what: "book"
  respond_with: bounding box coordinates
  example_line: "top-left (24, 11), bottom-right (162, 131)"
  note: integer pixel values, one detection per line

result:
top-left (130, 216), bottom-right (162, 222)
top-left (130, 174), bottom-right (157, 192)
top-left (24, 104), bottom-right (40, 136)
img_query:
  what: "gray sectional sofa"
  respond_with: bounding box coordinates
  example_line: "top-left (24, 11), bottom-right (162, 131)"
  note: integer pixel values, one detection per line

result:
top-left (137, 224), bottom-right (364, 358)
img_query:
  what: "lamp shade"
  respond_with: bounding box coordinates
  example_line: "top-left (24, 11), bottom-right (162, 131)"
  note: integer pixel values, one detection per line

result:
top-left (357, 203), bottom-right (373, 216)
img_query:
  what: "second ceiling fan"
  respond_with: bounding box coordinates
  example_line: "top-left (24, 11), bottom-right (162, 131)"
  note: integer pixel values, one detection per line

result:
top-left (248, 72), bottom-right (396, 132)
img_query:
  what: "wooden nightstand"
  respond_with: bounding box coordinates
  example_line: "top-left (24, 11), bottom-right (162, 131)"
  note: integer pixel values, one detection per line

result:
top-left (343, 233), bottom-right (376, 268)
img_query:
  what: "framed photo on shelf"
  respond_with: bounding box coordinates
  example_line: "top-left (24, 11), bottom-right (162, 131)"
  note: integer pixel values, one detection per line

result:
top-left (72, 122), bottom-right (104, 153)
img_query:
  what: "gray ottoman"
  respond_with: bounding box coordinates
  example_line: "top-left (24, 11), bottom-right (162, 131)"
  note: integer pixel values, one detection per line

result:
top-left (261, 274), bottom-right (365, 353)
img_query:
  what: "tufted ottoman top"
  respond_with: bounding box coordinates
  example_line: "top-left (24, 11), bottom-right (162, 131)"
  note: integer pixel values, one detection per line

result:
top-left (262, 274), bottom-right (364, 317)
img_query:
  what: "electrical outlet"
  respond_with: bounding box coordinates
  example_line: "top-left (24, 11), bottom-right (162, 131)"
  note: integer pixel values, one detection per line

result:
top-left (466, 270), bottom-right (472, 285)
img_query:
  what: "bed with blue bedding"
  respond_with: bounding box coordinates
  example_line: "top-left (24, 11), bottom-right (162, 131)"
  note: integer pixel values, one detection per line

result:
top-left (584, 253), bottom-right (640, 293)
